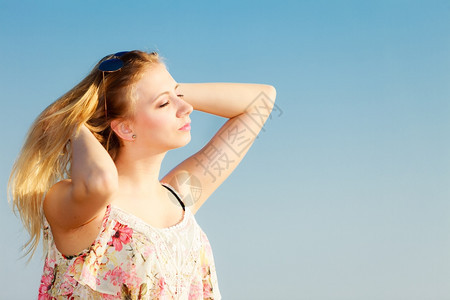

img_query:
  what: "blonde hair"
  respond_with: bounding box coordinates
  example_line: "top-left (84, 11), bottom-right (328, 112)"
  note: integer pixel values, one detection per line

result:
top-left (8, 50), bottom-right (163, 260)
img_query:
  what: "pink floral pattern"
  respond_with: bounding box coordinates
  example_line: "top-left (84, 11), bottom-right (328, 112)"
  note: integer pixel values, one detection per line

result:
top-left (39, 203), bottom-right (221, 299)
top-left (108, 223), bottom-right (133, 251)
top-left (38, 257), bottom-right (57, 299)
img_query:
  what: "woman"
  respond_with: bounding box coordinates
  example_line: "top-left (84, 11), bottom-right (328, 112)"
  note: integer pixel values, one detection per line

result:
top-left (9, 50), bottom-right (276, 299)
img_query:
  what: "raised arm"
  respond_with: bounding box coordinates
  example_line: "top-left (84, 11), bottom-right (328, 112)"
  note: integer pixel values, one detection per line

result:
top-left (161, 83), bottom-right (276, 214)
top-left (43, 124), bottom-right (118, 230)
top-left (177, 83), bottom-right (276, 118)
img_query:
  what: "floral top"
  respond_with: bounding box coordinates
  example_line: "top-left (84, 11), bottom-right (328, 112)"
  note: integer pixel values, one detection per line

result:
top-left (38, 184), bottom-right (221, 299)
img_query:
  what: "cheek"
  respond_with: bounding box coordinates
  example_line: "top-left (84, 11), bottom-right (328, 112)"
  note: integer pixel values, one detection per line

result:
top-left (135, 111), bottom-right (171, 134)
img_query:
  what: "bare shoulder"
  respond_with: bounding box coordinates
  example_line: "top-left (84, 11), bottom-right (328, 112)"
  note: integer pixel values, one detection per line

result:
top-left (43, 178), bottom-right (109, 231)
top-left (43, 179), bottom-right (72, 225)
top-left (161, 171), bottom-right (203, 214)
top-left (43, 179), bottom-right (109, 256)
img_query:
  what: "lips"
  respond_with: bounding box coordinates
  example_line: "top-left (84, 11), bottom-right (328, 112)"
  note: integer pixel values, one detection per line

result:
top-left (178, 122), bottom-right (191, 131)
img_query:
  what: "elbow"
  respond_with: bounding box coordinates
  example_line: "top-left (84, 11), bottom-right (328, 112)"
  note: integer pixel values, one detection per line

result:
top-left (85, 170), bottom-right (119, 198)
top-left (265, 85), bottom-right (277, 102)
top-left (262, 85), bottom-right (277, 112)
top-left (244, 85), bottom-right (277, 115)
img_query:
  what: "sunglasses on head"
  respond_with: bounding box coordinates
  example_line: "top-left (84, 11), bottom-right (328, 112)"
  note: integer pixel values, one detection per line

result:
top-left (98, 51), bottom-right (130, 119)
top-left (99, 51), bottom-right (158, 119)
top-left (99, 51), bottom-right (130, 72)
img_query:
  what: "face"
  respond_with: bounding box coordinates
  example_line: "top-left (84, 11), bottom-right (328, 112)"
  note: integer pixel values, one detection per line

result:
top-left (126, 63), bottom-right (193, 152)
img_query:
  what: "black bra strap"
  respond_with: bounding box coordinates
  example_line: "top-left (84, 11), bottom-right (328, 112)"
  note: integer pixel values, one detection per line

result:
top-left (162, 184), bottom-right (185, 211)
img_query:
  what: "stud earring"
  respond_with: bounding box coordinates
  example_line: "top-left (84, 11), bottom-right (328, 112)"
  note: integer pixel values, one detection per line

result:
top-left (132, 134), bottom-right (137, 139)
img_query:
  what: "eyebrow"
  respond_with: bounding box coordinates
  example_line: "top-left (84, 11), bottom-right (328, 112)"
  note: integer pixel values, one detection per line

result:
top-left (152, 84), bottom-right (180, 102)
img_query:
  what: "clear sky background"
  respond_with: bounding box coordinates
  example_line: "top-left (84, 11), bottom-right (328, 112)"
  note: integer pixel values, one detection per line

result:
top-left (1, 0), bottom-right (449, 299)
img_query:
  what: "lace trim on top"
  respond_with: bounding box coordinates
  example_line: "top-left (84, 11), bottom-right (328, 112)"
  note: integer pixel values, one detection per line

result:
top-left (109, 204), bottom-right (200, 274)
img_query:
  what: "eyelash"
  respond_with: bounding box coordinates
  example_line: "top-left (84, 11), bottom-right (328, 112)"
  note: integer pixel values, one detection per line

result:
top-left (159, 94), bottom-right (184, 108)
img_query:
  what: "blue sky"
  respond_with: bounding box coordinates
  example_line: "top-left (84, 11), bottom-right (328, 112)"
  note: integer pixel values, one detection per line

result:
top-left (1, 0), bottom-right (449, 299)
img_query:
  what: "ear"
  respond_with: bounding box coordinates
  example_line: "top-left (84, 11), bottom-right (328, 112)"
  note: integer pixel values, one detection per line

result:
top-left (110, 119), bottom-right (135, 142)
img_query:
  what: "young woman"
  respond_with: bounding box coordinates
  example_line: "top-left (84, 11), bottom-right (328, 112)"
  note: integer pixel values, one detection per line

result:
top-left (9, 50), bottom-right (276, 299)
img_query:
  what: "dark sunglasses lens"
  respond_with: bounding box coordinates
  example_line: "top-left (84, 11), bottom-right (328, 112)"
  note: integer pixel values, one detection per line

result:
top-left (98, 58), bottom-right (124, 72)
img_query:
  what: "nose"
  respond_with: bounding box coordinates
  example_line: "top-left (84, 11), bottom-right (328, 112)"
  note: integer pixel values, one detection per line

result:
top-left (176, 97), bottom-right (193, 118)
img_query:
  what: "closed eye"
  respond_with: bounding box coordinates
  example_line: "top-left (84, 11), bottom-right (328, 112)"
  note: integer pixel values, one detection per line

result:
top-left (159, 101), bottom-right (169, 108)
top-left (159, 94), bottom-right (183, 108)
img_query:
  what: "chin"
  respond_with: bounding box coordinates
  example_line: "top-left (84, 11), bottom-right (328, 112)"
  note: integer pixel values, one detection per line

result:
top-left (180, 134), bottom-right (191, 147)
top-left (170, 134), bottom-right (191, 150)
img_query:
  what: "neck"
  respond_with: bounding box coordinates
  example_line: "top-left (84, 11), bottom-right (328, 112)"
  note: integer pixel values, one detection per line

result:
top-left (114, 149), bottom-right (167, 195)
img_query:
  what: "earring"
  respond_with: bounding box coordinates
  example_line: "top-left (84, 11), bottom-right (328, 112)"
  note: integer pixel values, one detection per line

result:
top-left (132, 134), bottom-right (137, 139)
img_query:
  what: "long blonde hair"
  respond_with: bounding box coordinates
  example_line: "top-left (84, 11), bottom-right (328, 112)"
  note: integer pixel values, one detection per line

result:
top-left (8, 50), bottom-right (163, 260)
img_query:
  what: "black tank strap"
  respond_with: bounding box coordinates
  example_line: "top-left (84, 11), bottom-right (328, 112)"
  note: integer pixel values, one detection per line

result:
top-left (162, 184), bottom-right (185, 211)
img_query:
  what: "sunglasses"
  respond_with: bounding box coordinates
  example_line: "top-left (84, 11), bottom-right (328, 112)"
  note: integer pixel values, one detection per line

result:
top-left (98, 51), bottom-right (158, 119)
top-left (99, 51), bottom-right (130, 72)
top-left (98, 51), bottom-right (130, 118)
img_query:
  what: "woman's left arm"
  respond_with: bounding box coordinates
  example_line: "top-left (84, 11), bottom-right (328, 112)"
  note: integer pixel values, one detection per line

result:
top-left (177, 83), bottom-right (276, 118)
top-left (161, 83), bottom-right (277, 214)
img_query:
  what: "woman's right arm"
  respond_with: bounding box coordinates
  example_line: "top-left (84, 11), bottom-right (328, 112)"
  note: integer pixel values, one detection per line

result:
top-left (43, 124), bottom-right (118, 230)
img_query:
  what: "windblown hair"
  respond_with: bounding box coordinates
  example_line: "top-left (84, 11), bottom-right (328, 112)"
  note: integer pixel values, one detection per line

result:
top-left (8, 50), bottom-right (163, 260)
